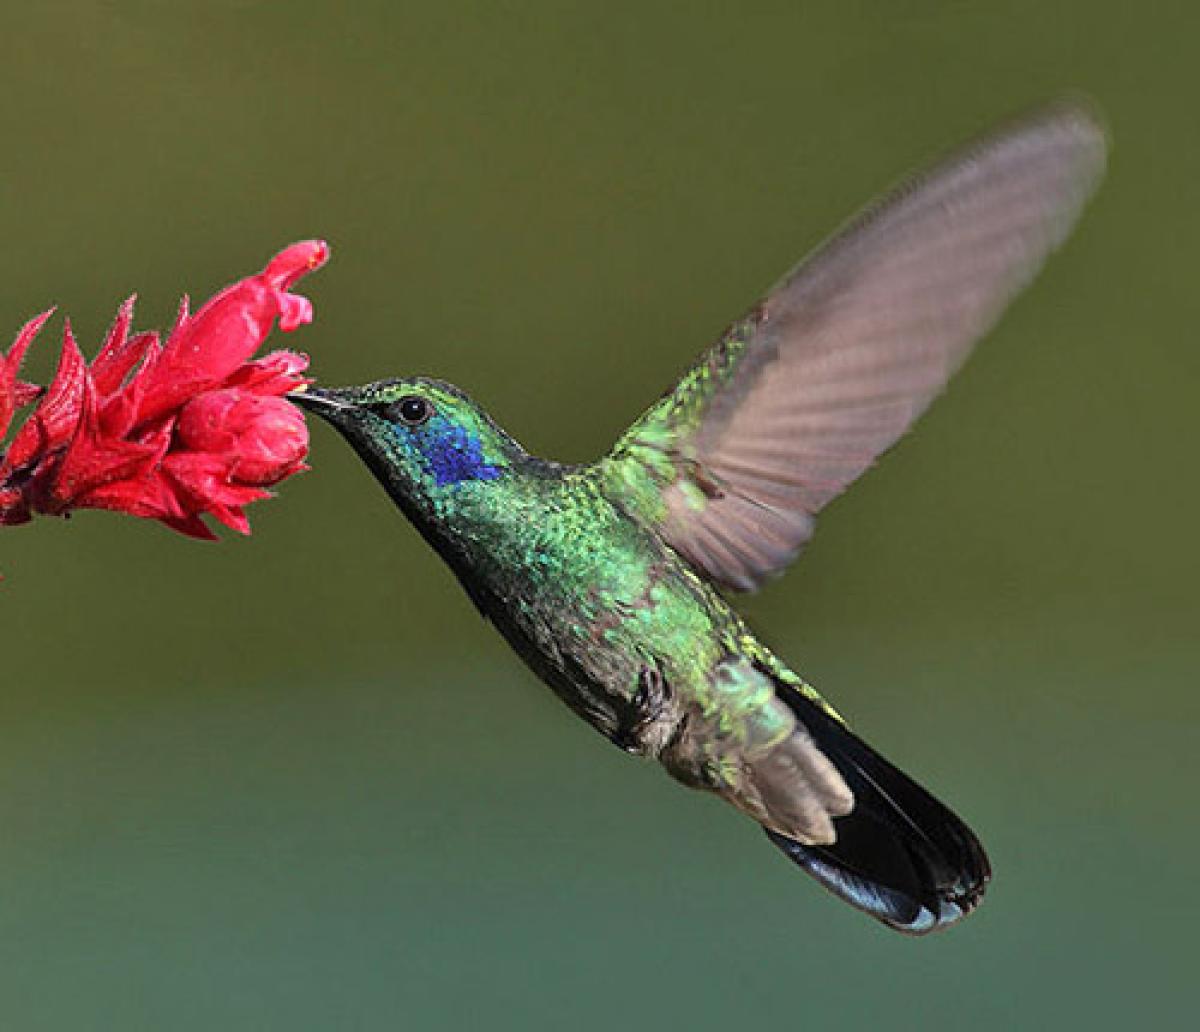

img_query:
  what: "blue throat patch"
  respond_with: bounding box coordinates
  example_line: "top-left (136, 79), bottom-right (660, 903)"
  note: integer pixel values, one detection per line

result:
top-left (418, 420), bottom-right (503, 486)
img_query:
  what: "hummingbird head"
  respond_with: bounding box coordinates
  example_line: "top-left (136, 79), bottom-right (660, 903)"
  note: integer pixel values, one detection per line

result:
top-left (291, 377), bottom-right (524, 523)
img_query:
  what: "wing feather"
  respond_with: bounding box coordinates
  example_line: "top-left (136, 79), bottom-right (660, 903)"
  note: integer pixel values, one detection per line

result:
top-left (604, 100), bottom-right (1106, 591)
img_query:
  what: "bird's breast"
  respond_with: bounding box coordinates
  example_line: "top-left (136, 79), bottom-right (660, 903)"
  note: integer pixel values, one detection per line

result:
top-left (443, 472), bottom-right (726, 750)
top-left (473, 537), bottom-right (721, 753)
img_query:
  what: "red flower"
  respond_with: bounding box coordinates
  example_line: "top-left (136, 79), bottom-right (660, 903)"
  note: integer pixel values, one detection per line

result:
top-left (0, 240), bottom-right (328, 540)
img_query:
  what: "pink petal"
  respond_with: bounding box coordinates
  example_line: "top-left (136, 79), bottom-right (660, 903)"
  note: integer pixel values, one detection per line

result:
top-left (278, 294), bottom-right (312, 333)
top-left (46, 376), bottom-right (160, 512)
top-left (158, 512), bottom-right (219, 541)
top-left (88, 296), bottom-right (135, 392)
top-left (4, 324), bottom-right (88, 472)
top-left (91, 296), bottom-right (159, 398)
top-left (78, 470), bottom-right (185, 521)
top-left (13, 381), bottom-right (43, 406)
top-left (4, 308), bottom-right (56, 371)
top-left (0, 308), bottom-right (55, 439)
top-left (99, 340), bottom-right (163, 439)
top-left (205, 503), bottom-right (251, 535)
top-left (162, 451), bottom-right (271, 508)
top-left (136, 241), bottom-right (329, 424)
top-left (176, 389), bottom-right (308, 485)
top-left (224, 350), bottom-right (311, 395)
top-left (262, 239), bottom-right (330, 291)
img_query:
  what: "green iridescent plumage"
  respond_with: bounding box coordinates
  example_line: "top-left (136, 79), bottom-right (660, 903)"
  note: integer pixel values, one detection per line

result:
top-left (295, 101), bottom-right (1106, 934)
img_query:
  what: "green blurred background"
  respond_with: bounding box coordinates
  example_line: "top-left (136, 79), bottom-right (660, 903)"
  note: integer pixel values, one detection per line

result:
top-left (1, 2), bottom-right (1195, 1029)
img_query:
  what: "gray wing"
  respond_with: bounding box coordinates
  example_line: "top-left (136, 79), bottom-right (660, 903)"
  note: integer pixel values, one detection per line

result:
top-left (606, 100), bottom-right (1107, 591)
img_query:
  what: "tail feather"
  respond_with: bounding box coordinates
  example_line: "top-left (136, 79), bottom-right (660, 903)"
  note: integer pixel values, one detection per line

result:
top-left (768, 681), bottom-right (991, 934)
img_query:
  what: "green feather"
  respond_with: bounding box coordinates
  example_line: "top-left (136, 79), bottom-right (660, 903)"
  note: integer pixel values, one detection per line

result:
top-left (292, 99), bottom-right (1109, 933)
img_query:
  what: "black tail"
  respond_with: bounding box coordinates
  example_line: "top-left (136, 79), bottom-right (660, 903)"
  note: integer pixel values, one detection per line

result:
top-left (767, 682), bottom-right (991, 935)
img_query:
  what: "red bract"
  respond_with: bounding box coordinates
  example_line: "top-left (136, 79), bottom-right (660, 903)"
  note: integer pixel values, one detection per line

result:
top-left (0, 311), bottom-right (52, 441)
top-left (0, 240), bottom-right (328, 540)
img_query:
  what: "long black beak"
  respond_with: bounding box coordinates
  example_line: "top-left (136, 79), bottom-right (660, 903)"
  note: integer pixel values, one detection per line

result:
top-left (289, 386), bottom-right (357, 422)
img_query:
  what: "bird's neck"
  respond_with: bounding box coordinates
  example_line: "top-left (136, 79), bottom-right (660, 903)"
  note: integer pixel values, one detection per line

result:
top-left (401, 454), bottom-right (584, 602)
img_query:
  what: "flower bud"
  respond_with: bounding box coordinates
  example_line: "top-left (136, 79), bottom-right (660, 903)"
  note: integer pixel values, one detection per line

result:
top-left (177, 388), bottom-right (308, 485)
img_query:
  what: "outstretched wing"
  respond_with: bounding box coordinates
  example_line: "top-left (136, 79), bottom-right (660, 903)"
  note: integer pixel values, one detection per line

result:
top-left (602, 101), bottom-right (1107, 591)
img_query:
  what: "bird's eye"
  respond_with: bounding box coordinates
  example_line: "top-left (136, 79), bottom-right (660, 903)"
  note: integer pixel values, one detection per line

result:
top-left (395, 395), bottom-right (433, 426)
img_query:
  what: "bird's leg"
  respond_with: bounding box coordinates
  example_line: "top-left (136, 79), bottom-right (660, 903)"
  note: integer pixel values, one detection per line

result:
top-left (610, 665), bottom-right (673, 755)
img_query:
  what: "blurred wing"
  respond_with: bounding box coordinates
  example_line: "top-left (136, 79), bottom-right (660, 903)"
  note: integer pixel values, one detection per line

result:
top-left (603, 101), bottom-right (1106, 591)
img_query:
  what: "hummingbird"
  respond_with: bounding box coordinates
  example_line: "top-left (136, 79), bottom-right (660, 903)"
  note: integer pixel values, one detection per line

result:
top-left (293, 102), bottom-right (1105, 934)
